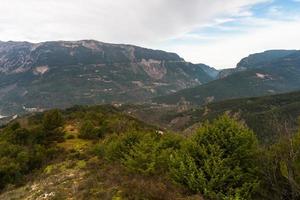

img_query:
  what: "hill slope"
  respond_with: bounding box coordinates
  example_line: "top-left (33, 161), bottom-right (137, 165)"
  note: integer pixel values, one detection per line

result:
top-left (150, 91), bottom-right (300, 143)
top-left (2, 102), bottom-right (299, 199)
top-left (154, 50), bottom-right (300, 106)
top-left (0, 40), bottom-right (213, 115)
top-left (0, 105), bottom-right (204, 200)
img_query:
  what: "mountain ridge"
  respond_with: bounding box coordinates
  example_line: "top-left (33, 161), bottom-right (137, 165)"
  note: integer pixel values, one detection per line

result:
top-left (0, 40), bottom-right (214, 115)
top-left (218, 49), bottom-right (298, 78)
top-left (153, 49), bottom-right (300, 105)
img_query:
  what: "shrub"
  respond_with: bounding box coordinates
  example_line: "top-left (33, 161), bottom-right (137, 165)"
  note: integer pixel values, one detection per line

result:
top-left (13, 128), bottom-right (31, 145)
top-left (43, 109), bottom-right (63, 131)
top-left (79, 120), bottom-right (104, 140)
top-left (170, 115), bottom-right (259, 200)
top-left (0, 115), bottom-right (62, 190)
top-left (79, 120), bottom-right (96, 139)
top-left (122, 134), bottom-right (160, 175)
top-left (123, 133), bottom-right (183, 175)
top-left (258, 130), bottom-right (300, 200)
top-left (101, 131), bottom-right (183, 175)
top-left (66, 134), bottom-right (75, 139)
top-left (102, 132), bottom-right (142, 161)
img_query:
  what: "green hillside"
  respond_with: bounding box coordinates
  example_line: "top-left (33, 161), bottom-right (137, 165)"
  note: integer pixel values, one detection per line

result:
top-left (153, 51), bottom-right (300, 106)
top-left (1, 105), bottom-right (300, 199)
top-left (0, 105), bottom-right (195, 199)
top-left (152, 91), bottom-right (300, 143)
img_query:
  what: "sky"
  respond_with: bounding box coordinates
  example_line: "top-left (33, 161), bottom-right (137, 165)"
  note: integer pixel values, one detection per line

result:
top-left (0, 0), bottom-right (300, 69)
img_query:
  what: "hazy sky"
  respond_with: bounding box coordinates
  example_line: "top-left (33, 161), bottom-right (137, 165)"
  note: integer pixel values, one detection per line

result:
top-left (1, 0), bottom-right (300, 69)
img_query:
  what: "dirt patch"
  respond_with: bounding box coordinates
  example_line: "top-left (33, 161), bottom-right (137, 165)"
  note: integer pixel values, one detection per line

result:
top-left (140, 59), bottom-right (167, 80)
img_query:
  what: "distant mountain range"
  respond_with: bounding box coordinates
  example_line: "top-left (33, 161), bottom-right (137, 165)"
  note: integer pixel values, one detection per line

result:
top-left (0, 40), bottom-right (214, 115)
top-left (1, 40), bottom-right (300, 116)
top-left (154, 49), bottom-right (300, 105)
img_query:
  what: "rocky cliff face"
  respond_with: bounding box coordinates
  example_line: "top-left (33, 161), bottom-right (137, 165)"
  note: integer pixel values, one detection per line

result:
top-left (0, 40), bottom-right (213, 115)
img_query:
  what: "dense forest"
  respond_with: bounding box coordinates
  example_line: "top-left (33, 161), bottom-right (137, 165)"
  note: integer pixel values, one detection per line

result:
top-left (1, 105), bottom-right (300, 199)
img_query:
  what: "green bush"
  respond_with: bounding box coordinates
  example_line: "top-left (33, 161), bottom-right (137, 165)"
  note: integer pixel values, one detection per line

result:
top-left (102, 132), bottom-right (142, 161)
top-left (123, 133), bottom-right (183, 175)
top-left (0, 113), bottom-right (63, 190)
top-left (101, 131), bottom-right (182, 175)
top-left (258, 130), bottom-right (300, 200)
top-left (79, 120), bottom-right (104, 140)
top-left (41, 110), bottom-right (65, 143)
top-left (43, 109), bottom-right (63, 131)
top-left (0, 141), bottom-right (46, 189)
top-left (66, 134), bottom-right (75, 139)
top-left (169, 115), bottom-right (259, 200)
top-left (122, 134), bottom-right (161, 175)
top-left (79, 120), bottom-right (96, 139)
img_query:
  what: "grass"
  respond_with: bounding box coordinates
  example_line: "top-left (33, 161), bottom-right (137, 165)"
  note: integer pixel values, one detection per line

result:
top-left (58, 138), bottom-right (92, 152)
top-left (58, 122), bottom-right (92, 152)
top-left (64, 123), bottom-right (79, 136)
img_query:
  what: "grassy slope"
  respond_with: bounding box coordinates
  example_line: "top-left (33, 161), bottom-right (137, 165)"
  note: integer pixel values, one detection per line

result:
top-left (0, 105), bottom-right (201, 200)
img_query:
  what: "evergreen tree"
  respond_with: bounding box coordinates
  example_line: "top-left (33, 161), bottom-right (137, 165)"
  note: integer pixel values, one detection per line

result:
top-left (170, 115), bottom-right (259, 200)
top-left (79, 120), bottom-right (97, 139)
top-left (42, 110), bottom-right (64, 142)
top-left (43, 109), bottom-right (63, 131)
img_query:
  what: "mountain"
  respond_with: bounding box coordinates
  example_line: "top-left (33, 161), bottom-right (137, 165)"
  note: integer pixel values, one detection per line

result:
top-left (0, 40), bottom-right (213, 115)
top-left (237, 50), bottom-right (298, 70)
top-left (218, 50), bottom-right (298, 78)
top-left (154, 50), bottom-right (300, 105)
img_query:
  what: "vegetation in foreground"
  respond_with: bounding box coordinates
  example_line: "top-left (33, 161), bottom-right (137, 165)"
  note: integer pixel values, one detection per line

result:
top-left (1, 105), bottom-right (300, 199)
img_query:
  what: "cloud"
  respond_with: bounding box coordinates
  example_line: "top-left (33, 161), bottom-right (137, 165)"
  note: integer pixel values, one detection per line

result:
top-left (166, 18), bottom-right (300, 68)
top-left (3, 0), bottom-right (297, 69)
top-left (0, 0), bottom-right (266, 46)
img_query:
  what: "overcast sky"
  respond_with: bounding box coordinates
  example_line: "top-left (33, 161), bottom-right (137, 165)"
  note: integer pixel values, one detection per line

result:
top-left (0, 0), bottom-right (300, 69)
